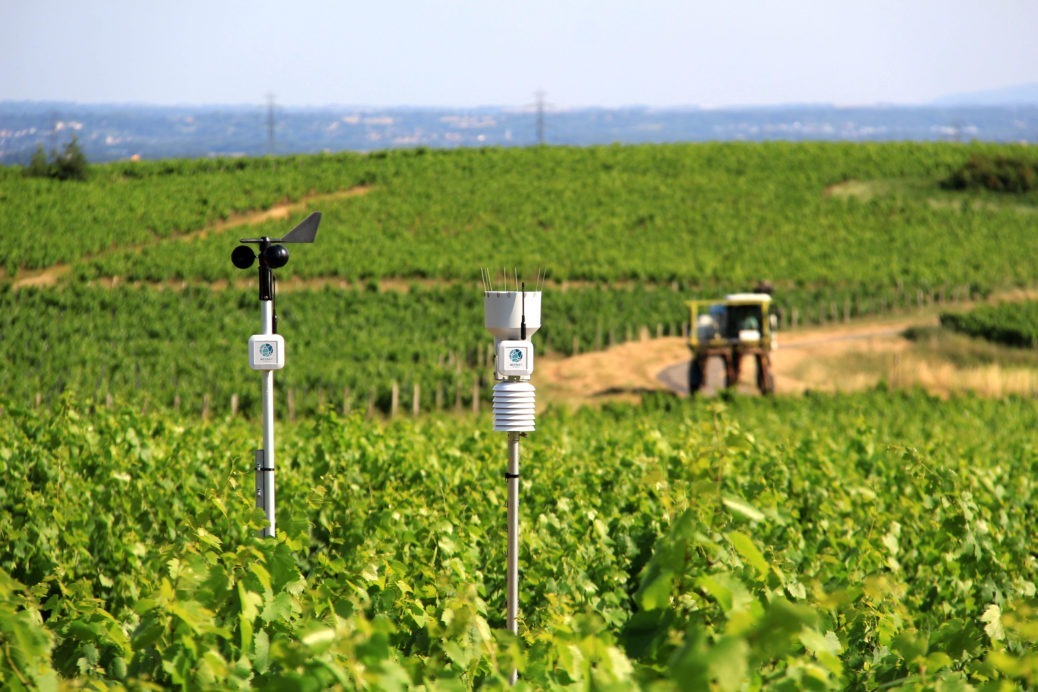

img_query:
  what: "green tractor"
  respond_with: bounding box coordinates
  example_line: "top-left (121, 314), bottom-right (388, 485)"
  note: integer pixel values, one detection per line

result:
top-left (686, 292), bottom-right (777, 396)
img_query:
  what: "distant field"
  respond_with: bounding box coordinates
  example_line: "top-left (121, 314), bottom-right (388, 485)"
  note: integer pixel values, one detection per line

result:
top-left (3, 142), bottom-right (1036, 288)
top-left (3, 141), bottom-right (1038, 410)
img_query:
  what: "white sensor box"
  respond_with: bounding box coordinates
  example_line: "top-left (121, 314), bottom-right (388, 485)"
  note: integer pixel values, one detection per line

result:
top-left (496, 340), bottom-right (534, 379)
top-left (249, 334), bottom-right (285, 370)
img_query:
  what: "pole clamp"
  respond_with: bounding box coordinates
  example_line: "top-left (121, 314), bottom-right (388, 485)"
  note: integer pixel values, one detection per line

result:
top-left (504, 472), bottom-right (520, 479)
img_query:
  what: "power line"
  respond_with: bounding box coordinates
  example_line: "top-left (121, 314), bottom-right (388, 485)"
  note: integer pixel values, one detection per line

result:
top-left (537, 90), bottom-right (551, 145)
top-left (267, 93), bottom-right (276, 155)
top-left (536, 90), bottom-right (545, 145)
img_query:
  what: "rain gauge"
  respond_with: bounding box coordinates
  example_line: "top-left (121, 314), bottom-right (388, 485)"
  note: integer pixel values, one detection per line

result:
top-left (482, 270), bottom-right (543, 684)
top-left (231, 211), bottom-right (321, 538)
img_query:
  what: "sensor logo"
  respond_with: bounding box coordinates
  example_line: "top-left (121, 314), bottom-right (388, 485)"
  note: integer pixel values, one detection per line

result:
top-left (259, 343), bottom-right (275, 358)
top-left (509, 348), bottom-right (524, 364)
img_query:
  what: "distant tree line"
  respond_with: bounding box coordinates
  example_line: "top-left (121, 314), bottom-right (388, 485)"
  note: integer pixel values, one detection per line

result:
top-left (23, 135), bottom-right (90, 181)
top-left (941, 153), bottom-right (1038, 193)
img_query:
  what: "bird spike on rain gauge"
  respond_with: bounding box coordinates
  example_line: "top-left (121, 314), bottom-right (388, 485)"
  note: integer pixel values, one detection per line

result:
top-left (231, 211), bottom-right (321, 538)
top-left (482, 268), bottom-right (544, 684)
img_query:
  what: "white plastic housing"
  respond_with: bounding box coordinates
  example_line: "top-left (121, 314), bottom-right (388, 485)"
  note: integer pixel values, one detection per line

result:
top-left (496, 340), bottom-right (534, 379)
top-left (249, 334), bottom-right (285, 370)
top-left (493, 380), bottom-right (536, 432)
top-left (484, 291), bottom-right (542, 341)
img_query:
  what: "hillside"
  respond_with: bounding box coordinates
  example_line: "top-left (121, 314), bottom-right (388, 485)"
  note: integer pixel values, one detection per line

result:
top-left (3, 142), bottom-right (1038, 414)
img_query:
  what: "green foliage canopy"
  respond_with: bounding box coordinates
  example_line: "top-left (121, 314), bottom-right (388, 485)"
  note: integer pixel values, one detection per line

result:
top-left (941, 300), bottom-right (1038, 348)
top-left (21, 135), bottom-right (90, 182)
top-left (941, 153), bottom-right (1038, 193)
top-left (0, 392), bottom-right (1035, 688)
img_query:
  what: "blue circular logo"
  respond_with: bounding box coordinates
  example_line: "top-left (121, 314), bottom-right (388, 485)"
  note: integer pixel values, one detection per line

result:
top-left (259, 343), bottom-right (274, 358)
top-left (509, 348), bottom-right (523, 364)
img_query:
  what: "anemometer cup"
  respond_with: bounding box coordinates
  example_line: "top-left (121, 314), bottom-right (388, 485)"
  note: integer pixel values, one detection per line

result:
top-left (262, 245), bottom-right (289, 269)
top-left (231, 243), bottom-right (291, 271)
top-left (231, 245), bottom-right (257, 269)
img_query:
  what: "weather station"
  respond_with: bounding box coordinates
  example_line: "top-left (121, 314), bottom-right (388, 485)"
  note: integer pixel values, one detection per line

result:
top-left (482, 270), bottom-right (543, 685)
top-left (231, 211), bottom-right (321, 538)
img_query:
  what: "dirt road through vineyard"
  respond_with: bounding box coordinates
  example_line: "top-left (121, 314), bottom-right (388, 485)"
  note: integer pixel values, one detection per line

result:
top-left (11, 186), bottom-right (371, 289)
top-left (536, 316), bottom-right (952, 405)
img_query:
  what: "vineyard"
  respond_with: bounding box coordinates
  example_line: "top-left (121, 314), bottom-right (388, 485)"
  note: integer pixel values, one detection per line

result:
top-left (2, 392), bottom-right (1037, 688)
top-left (0, 283), bottom-right (702, 417)
top-left (4, 142), bottom-right (1038, 412)
top-left (2, 141), bottom-right (1038, 688)
top-left (941, 301), bottom-right (1038, 349)
top-left (3, 142), bottom-right (1038, 289)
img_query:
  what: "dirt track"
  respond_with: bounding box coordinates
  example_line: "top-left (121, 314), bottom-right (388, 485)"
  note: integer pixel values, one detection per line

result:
top-left (11, 186), bottom-right (371, 290)
top-left (535, 315), bottom-right (966, 405)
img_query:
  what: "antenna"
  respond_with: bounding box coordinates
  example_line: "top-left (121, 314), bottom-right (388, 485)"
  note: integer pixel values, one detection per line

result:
top-left (231, 211), bottom-right (321, 538)
top-left (484, 280), bottom-right (542, 685)
top-left (520, 282), bottom-right (527, 341)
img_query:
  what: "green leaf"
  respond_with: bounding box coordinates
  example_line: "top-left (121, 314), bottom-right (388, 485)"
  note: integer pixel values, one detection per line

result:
top-left (0, 606), bottom-right (58, 689)
top-left (170, 600), bottom-right (216, 635)
top-left (196, 527), bottom-right (221, 550)
top-left (981, 604), bottom-right (1004, 642)
top-left (249, 563), bottom-right (272, 593)
top-left (726, 531), bottom-right (770, 577)
top-left (799, 628), bottom-right (842, 657)
top-left (637, 569), bottom-right (675, 611)
top-left (722, 496), bottom-right (765, 523)
top-left (443, 640), bottom-right (473, 668)
top-left (253, 630), bottom-right (270, 674)
top-left (621, 608), bottom-right (675, 661)
top-left (707, 636), bottom-right (750, 692)
top-left (301, 626), bottom-right (337, 653)
top-left (261, 591), bottom-right (295, 624)
top-left (698, 574), bottom-right (735, 613)
top-left (800, 628), bottom-right (844, 676)
top-left (237, 582), bottom-right (262, 650)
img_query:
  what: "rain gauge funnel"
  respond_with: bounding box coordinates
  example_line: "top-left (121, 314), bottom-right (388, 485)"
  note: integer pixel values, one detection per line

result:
top-left (484, 291), bottom-right (542, 342)
top-left (483, 286), bottom-right (541, 685)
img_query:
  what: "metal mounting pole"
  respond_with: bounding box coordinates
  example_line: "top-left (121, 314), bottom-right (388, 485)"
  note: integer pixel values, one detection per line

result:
top-left (485, 287), bottom-right (540, 687)
top-left (506, 430), bottom-right (520, 685)
top-left (257, 272), bottom-right (276, 538)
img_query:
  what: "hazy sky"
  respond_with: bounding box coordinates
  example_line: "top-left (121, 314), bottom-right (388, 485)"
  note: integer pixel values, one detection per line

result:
top-left (3, 1), bottom-right (1036, 109)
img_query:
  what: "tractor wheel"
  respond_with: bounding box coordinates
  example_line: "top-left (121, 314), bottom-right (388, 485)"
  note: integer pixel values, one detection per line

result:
top-left (756, 355), bottom-right (775, 395)
top-left (688, 360), bottom-right (704, 396)
top-left (724, 354), bottom-right (740, 389)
